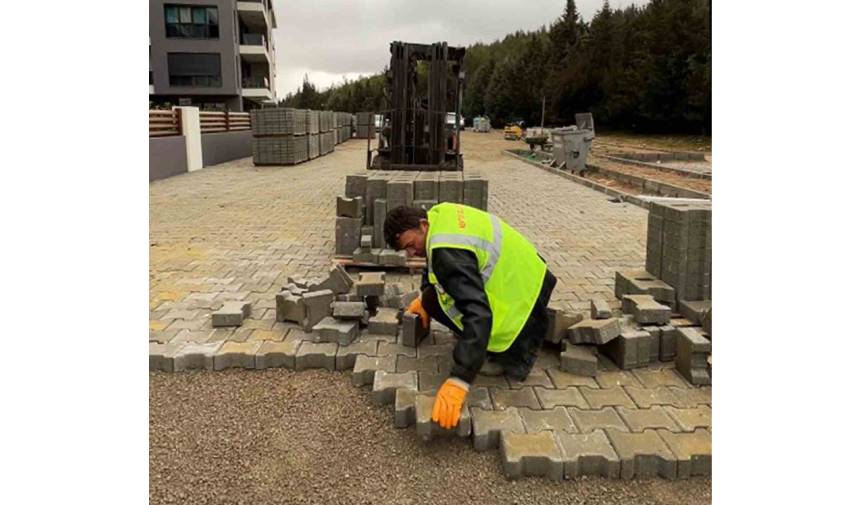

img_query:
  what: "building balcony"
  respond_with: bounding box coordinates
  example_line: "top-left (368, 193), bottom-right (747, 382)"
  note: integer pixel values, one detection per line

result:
top-left (237, 1), bottom-right (270, 31)
top-left (242, 76), bottom-right (273, 101)
top-left (239, 38), bottom-right (271, 64)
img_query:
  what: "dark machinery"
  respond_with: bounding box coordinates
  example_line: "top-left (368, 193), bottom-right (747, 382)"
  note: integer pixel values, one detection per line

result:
top-left (368, 41), bottom-right (466, 171)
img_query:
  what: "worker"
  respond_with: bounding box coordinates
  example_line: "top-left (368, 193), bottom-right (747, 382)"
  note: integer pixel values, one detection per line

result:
top-left (384, 203), bottom-right (557, 429)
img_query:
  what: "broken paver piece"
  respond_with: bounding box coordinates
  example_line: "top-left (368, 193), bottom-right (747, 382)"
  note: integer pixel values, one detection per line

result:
top-left (567, 318), bottom-right (621, 345)
top-left (312, 316), bottom-right (359, 345)
top-left (605, 429), bottom-right (678, 480)
top-left (501, 431), bottom-right (564, 481)
top-left (213, 341), bottom-right (262, 370)
top-left (211, 301), bottom-right (252, 327)
top-left (590, 299), bottom-right (612, 319)
top-left (371, 370), bottom-right (417, 405)
top-left (560, 343), bottom-right (598, 376)
top-left (556, 430), bottom-right (621, 479)
top-left (415, 394), bottom-right (471, 440)
top-left (300, 289), bottom-right (335, 331)
top-left (368, 307), bottom-right (400, 336)
top-left (355, 271), bottom-right (385, 297)
top-left (470, 407), bottom-right (526, 451)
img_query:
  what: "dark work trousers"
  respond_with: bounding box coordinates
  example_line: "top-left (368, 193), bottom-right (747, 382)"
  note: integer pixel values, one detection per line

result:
top-left (421, 267), bottom-right (557, 381)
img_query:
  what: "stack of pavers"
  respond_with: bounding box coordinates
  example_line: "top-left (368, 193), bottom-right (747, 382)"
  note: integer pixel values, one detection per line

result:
top-left (251, 108), bottom-right (308, 165)
top-left (356, 112), bottom-right (375, 139)
top-left (334, 112), bottom-right (353, 144)
top-left (306, 109), bottom-right (320, 160)
top-left (319, 110), bottom-right (335, 155)
top-left (334, 171), bottom-right (490, 266)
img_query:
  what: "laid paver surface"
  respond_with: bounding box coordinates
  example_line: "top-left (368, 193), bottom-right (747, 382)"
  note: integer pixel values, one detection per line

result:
top-left (150, 130), bottom-right (710, 491)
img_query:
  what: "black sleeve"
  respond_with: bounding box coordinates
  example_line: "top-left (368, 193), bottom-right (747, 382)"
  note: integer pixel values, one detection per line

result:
top-left (432, 247), bottom-right (493, 384)
top-left (420, 266), bottom-right (431, 292)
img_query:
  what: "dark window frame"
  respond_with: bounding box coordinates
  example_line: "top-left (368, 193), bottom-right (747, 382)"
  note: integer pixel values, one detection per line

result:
top-left (167, 52), bottom-right (223, 88)
top-left (164, 4), bottom-right (219, 40)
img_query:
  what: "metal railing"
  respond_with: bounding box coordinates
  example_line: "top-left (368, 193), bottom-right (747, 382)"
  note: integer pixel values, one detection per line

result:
top-left (242, 76), bottom-right (269, 89)
top-left (241, 33), bottom-right (266, 47)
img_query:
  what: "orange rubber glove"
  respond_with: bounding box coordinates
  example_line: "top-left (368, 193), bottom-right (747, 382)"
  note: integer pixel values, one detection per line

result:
top-left (432, 378), bottom-right (469, 429)
top-left (406, 296), bottom-right (430, 328)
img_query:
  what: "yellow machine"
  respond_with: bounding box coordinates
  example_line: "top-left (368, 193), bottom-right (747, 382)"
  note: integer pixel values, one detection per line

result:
top-left (504, 124), bottom-right (523, 140)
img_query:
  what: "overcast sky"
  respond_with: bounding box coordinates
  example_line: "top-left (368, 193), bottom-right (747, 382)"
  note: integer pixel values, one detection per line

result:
top-left (272, 0), bottom-right (650, 99)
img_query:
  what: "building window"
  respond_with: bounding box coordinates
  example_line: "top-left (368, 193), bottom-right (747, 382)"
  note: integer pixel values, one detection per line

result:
top-left (165, 5), bottom-right (219, 39)
top-left (167, 53), bottom-right (222, 87)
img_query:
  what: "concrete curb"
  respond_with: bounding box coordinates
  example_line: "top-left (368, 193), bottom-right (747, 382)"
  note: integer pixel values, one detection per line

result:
top-left (595, 154), bottom-right (711, 180)
top-left (588, 163), bottom-right (711, 200)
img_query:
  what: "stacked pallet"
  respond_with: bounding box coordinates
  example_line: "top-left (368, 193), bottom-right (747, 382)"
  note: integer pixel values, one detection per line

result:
top-left (306, 110), bottom-right (320, 160)
top-left (356, 112), bottom-right (375, 139)
top-left (334, 171), bottom-right (490, 265)
top-left (250, 108), bottom-right (350, 166)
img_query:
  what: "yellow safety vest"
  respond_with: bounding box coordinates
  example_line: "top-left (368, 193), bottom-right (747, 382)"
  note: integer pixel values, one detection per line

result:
top-left (426, 203), bottom-right (547, 352)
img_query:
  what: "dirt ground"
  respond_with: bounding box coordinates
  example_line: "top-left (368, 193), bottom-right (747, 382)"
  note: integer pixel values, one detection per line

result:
top-left (150, 370), bottom-right (711, 505)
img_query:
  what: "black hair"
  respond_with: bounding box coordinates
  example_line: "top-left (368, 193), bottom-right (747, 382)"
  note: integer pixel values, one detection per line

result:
top-left (383, 206), bottom-right (427, 249)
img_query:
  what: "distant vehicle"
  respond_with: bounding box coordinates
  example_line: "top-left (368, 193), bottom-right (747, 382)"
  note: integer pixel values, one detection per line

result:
top-left (504, 123), bottom-right (524, 140)
top-left (446, 112), bottom-right (465, 129)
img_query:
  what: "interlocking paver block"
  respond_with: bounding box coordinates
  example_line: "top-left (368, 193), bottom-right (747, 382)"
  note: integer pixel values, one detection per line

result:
top-left (581, 387), bottom-right (636, 409)
top-left (501, 431), bottom-right (564, 481)
top-left (467, 387), bottom-right (494, 410)
top-left (568, 318), bottom-right (621, 345)
top-left (595, 370), bottom-right (643, 389)
top-left (590, 299), bottom-right (612, 320)
top-left (150, 342), bottom-right (181, 372)
top-left (600, 329), bottom-right (652, 369)
top-left (378, 249), bottom-right (408, 266)
top-left (667, 386), bottom-right (711, 407)
top-left (415, 394), bottom-right (472, 440)
top-left (617, 406), bottom-right (681, 433)
top-left (213, 341), bottom-right (262, 370)
top-left (560, 343), bottom-right (598, 376)
top-left (658, 325), bottom-right (678, 361)
top-left (657, 429), bottom-right (712, 478)
top-left (211, 301), bottom-right (252, 327)
top-left (336, 196), bottom-right (363, 219)
top-left (508, 369), bottom-right (554, 389)
top-left (679, 300), bottom-right (711, 325)
top-left (535, 387), bottom-right (589, 409)
top-left (664, 406), bottom-right (712, 432)
top-left (275, 292), bottom-right (305, 323)
top-left (417, 372), bottom-right (446, 392)
top-left (331, 301), bottom-right (366, 320)
top-left (368, 307), bottom-right (400, 336)
top-left (373, 199), bottom-right (387, 246)
top-left (556, 429), bottom-right (621, 479)
top-left (519, 406), bottom-right (577, 434)
top-left (300, 289), bottom-right (334, 331)
top-left (470, 407), bottom-right (525, 451)
top-left (547, 368), bottom-right (599, 389)
top-left (394, 388), bottom-right (418, 428)
top-left (378, 341), bottom-right (417, 358)
top-left (545, 306), bottom-right (584, 344)
top-left (490, 387), bottom-right (541, 410)
top-left (295, 341), bottom-right (337, 371)
top-left (172, 342), bottom-right (221, 372)
top-left (569, 407), bottom-right (629, 434)
top-left (632, 368), bottom-right (690, 389)
top-left (308, 265), bottom-right (354, 295)
top-left (312, 316), bottom-right (359, 345)
top-left (355, 271), bottom-right (385, 297)
top-left (701, 308), bottom-right (712, 336)
top-left (624, 386), bottom-right (685, 409)
top-left (335, 339), bottom-right (378, 371)
top-left (255, 338), bottom-right (302, 369)
top-left (622, 295), bottom-right (671, 325)
top-left (352, 355), bottom-right (397, 385)
top-left (345, 174), bottom-right (368, 199)
top-left (675, 327), bottom-right (711, 385)
top-left (401, 312), bottom-right (429, 347)
top-left (605, 429), bottom-right (678, 480)
top-left (396, 356), bottom-right (438, 374)
top-left (335, 217), bottom-right (362, 255)
top-left (371, 370), bottom-right (418, 405)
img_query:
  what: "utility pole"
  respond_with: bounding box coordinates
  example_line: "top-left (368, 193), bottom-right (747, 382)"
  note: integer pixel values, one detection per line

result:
top-left (540, 96), bottom-right (546, 130)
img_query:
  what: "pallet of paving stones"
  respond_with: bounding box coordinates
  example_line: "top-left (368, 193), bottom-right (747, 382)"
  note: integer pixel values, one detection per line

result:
top-left (319, 130), bottom-right (335, 154)
top-left (252, 135), bottom-right (309, 165)
top-left (333, 171), bottom-right (489, 266)
top-left (355, 112), bottom-right (375, 138)
top-left (307, 133), bottom-right (320, 160)
top-left (305, 109), bottom-right (320, 135)
top-left (250, 107), bottom-right (307, 136)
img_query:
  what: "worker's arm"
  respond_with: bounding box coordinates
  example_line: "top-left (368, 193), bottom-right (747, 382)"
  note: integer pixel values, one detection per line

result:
top-left (431, 247), bottom-right (492, 384)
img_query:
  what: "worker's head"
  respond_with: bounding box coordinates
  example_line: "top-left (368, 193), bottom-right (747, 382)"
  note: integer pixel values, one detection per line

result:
top-left (384, 206), bottom-right (429, 257)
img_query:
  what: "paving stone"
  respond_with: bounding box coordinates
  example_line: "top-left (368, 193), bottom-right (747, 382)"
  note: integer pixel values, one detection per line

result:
top-left (255, 338), bottom-right (302, 369)
top-left (373, 199), bottom-right (387, 247)
top-left (657, 429), bottom-right (712, 478)
top-left (658, 325), bottom-right (678, 361)
top-left (416, 343), bottom-right (453, 359)
top-left (396, 356), bottom-right (438, 374)
top-left (600, 329), bottom-right (652, 369)
top-left (632, 368), bottom-right (690, 389)
top-left (335, 339), bottom-right (378, 371)
top-left (546, 368), bottom-right (599, 389)
top-left (675, 327), bottom-right (711, 385)
top-left (507, 368), bottom-right (554, 389)
top-left (172, 342), bottom-right (221, 372)
top-left (666, 386), bottom-right (711, 407)
top-left (615, 270), bottom-right (676, 309)
top-left (501, 431), bottom-right (564, 481)
top-left (623, 295), bottom-right (671, 325)
top-left (312, 316), bottom-right (359, 345)
top-left (467, 386), bottom-right (494, 410)
top-left (336, 195), bottom-right (363, 219)
top-left (590, 299), bottom-right (612, 319)
top-left (355, 271), bottom-right (385, 297)
top-left (701, 308), bottom-right (712, 336)
top-left (490, 387), bottom-right (541, 410)
top-left (624, 386), bottom-right (685, 409)
top-left (308, 265), bottom-right (354, 295)
top-left (246, 328), bottom-right (287, 342)
top-left (211, 301), bottom-right (252, 327)
top-left (394, 388), bottom-right (418, 428)
top-left (368, 307), bottom-right (400, 336)
top-left (534, 387), bottom-right (589, 409)
top-left (415, 393), bottom-right (472, 440)
top-left (149, 342), bottom-right (181, 372)
top-left (213, 341), bottom-right (262, 370)
top-left (378, 249), bottom-right (408, 266)
top-left (473, 374), bottom-right (510, 388)
top-left (594, 370), bottom-right (643, 389)
top-left (545, 306), bottom-right (584, 344)
top-left (335, 217), bottom-right (362, 256)
top-left (353, 247), bottom-right (378, 263)
top-left (679, 300), bottom-right (711, 325)
top-left (664, 406), bottom-right (712, 432)
top-left (386, 180), bottom-right (414, 210)
top-left (378, 341), bottom-right (417, 358)
top-left (331, 301), bottom-right (366, 320)
top-left (352, 355), bottom-right (396, 385)
top-left (519, 406), bottom-right (577, 434)
top-left (401, 312), bottom-right (429, 347)
top-left (300, 289), bottom-right (334, 331)
top-left (533, 347), bottom-right (561, 370)
top-left (605, 429), bottom-right (678, 480)
top-left (417, 372), bottom-right (446, 392)
top-left (568, 407), bottom-right (629, 433)
top-left (560, 343), bottom-right (598, 376)
top-left (568, 318), bottom-right (621, 345)
top-left (556, 429), bottom-right (621, 479)
top-left (371, 370), bottom-right (418, 405)
top-left (581, 387), bottom-right (636, 409)
top-left (345, 174), bottom-right (368, 199)
top-left (295, 341), bottom-right (337, 371)
top-left (275, 291), bottom-right (306, 324)
top-left (617, 406), bottom-right (681, 433)
top-left (470, 407), bottom-right (526, 451)
top-left (643, 326), bottom-right (661, 362)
